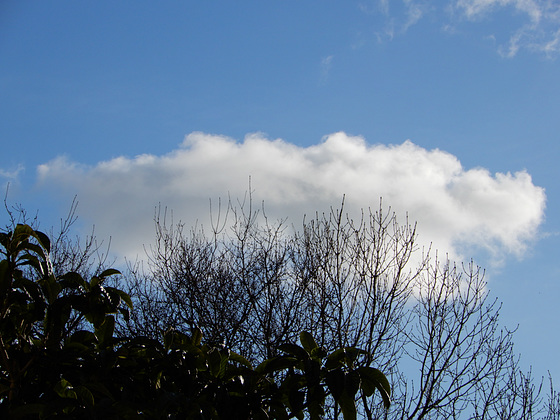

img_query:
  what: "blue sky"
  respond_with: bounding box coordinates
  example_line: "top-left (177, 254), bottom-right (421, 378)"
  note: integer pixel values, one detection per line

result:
top-left (1, 1), bottom-right (559, 383)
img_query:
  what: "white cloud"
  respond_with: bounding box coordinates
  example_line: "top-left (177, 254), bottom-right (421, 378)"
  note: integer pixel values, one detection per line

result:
top-left (363, 0), bottom-right (560, 56)
top-left (456, 0), bottom-right (543, 24)
top-left (368, 0), bottom-right (428, 39)
top-left (320, 55), bottom-right (334, 83)
top-left (455, 0), bottom-right (560, 56)
top-left (403, 0), bottom-right (427, 31)
top-left (1, 164), bottom-right (24, 180)
top-left (37, 132), bottom-right (546, 266)
top-left (380, 0), bottom-right (391, 15)
top-left (1, 164), bottom-right (25, 191)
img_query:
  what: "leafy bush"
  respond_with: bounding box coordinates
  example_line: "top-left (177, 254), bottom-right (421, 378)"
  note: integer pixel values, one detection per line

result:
top-left (0, 224), bottom-right (389, 419)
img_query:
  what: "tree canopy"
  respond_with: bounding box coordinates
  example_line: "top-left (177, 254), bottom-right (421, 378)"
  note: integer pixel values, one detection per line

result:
top-left (1, 199), bottom-right (559, 419)
top-left (0, 222), bottom-right (389, 419)
top-left (118, 201), bottom-right (560, 418)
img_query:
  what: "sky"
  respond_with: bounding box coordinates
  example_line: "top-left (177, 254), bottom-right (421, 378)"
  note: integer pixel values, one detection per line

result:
top-left (1, 0), bottom-right (559, 384)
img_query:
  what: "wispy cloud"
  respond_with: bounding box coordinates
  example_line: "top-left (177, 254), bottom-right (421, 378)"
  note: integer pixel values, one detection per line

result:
top-left (402, 0), bottom-right (427, 31)
top-left (320, 55), bottom-right (334, 83)
top-left (362, 0), bottom-right (560, 56)
top-left (1, 165), bottom-right (25, 191)
top-left (456, 0), bottom-right (560, 57)
top-left (36, 132), bottom-right (546, 266)
top-left (456, 0), bottom-right (543, 24)
top-left (364, 0), bottom-right (428, 40)
top-left (1, 165), bottom-right (24, 180)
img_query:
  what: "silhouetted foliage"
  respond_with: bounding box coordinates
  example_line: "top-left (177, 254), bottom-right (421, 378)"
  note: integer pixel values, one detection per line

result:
top-left (117, 198), bottom-right (559, 419)
top-left (2, 195), bottom-right (558, 419)
top-left (0, 222), bottom-right (390, 419)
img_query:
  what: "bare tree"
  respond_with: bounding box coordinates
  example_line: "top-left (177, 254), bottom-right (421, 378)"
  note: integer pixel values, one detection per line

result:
top-left (2, 194), bottom-right (114, 339)
top-left (3, 193), bottom-right (111, 279)
top-left (40, 195), bottom-right (552, 419)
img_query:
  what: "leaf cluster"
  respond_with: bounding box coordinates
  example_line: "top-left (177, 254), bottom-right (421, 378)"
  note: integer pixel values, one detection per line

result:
top-left (0, 224), bottom-right (390, 419)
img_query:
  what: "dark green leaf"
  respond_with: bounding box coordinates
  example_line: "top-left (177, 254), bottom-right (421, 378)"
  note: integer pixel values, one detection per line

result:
top-left (13, 224), bottom-right (34, 243)
top-left (207, 348), bottom-right (224, 378)
top-left (163, 328), bottom-right (174, 351)
top-left (0, 231), bottom-right (9, 248)
top-left (59, 271), bottom-right (88, 291)
top-left (357, 366), bottom-right (391, 409)
top-left (54, 378), bottom-right (77, 399)
top-left (113, 288), bottom-right (133, 310)
top-left (256, 355), bottom-right (298, 375)
top-left (343, 347), bottom-right (366, 367)
top-left (191, 326), bottom-right (203, 346)
top-left (229, 351), bottom-right (253, 369)
top-left (310, 346), bottom-right (327, 359)
top-left (99, 268), bottom-right (121, 278)
top-left (338, 392), bottom-right (357, 420)
top-left (17, 254), bottom-right (43, 273)
top-left (0, 259), bottom-right (9, 294)
top-left (325, 369), bottom-right (345, 401)
top-left (279, 343), bottom-right (308, 361)
top-left (95, 315), bottom-right (115, 348)
top-left (74, 385), bottom-right (95, 407)
top-left (288, 387), bottom-right (306, 413)
top-left (18, 242), bottom-right (46, 262)
top-left (307, 385), bottom-right (326, 420)
top-left (325, 348), bottom-right (346, 370)
top-left (34, 230), bottom-right (51, 254)
top-left (344, 370), bottom-right (361, 397)
top-left (300, 331), bottom-right (318, 353)
top-left (45, 296), bottom-right (73, 344)
top-left (39, 274), bottom-right (61, 304)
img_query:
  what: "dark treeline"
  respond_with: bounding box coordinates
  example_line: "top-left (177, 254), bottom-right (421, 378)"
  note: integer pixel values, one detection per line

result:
top-left (1, 198), bottom-right (558, 419)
